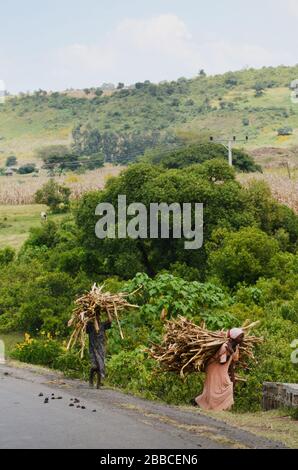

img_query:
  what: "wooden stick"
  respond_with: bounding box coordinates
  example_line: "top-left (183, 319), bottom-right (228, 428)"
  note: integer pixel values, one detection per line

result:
top-left (113, 301), bottom-right (124, 340)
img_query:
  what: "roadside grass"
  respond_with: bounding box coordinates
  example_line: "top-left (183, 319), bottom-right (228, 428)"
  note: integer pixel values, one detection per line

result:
top-left (0, 204), bottom-right (64, 249)
top-left (201, 409), bottom-right (298, 449)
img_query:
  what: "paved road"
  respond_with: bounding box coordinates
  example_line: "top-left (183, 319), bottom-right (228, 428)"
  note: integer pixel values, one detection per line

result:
top-left (0, 363), bottom-right (285, 449)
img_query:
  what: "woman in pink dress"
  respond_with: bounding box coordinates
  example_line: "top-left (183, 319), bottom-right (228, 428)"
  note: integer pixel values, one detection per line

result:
top-left (194, 328), bottom-right (244, 411)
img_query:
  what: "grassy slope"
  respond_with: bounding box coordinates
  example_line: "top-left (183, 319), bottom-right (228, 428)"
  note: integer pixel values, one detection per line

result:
top-left (1, 65), bottom-right (298, 165)
top-left (0, 204), bottom-right (64, 249)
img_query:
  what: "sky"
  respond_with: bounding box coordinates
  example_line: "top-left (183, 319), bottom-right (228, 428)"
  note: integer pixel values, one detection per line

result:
top-left (0, 0), bottom-right (298, 93)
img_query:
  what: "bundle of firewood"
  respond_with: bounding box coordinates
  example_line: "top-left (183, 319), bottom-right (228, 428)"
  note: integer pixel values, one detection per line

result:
top-left (149, 316), bottom-right (262, 378)
top-left (67, 283), bottom-right (139, 357)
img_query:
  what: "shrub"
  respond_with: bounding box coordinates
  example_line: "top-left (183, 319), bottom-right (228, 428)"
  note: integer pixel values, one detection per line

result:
top-left (234, 315), bottom-right (298, 411)
top-left (277, 127), bottom-right (293, 136)
top-left (107, 347), bottom-right (204, 405)
top-left (11, 334), bottom-right (63, 367)
top-left (5, 156), bottom-right (17, 167)
top-left (208, 227), bottom-right (280, 287)
top-left (289, 407), bottom-right (298, 421)
top-left (53, 350), bottom-right (89, 379)
top-left (35, 179), bottom-right (71, 213)
top-left (17, 164), bottom-right (37, 174)
top-left (0, 247), bottom-right (15, 266)
top-left (24, 220), bottom-right (59, 249)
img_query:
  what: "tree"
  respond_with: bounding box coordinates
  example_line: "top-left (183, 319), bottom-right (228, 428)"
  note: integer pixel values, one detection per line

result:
top-left (35, 180), bottom-right (71, 213)
top-left (75, 161), bottom-right (255, 279)
top-left (225, 76), bottom-right (238, 87)
top-left (84, 152), bottom-right (105, 170)
top-left (75, 155), bottom-right (298, 283)
top-left (5, 156), bottom-right (17, 167)
top-left (17, 164), bottom-right (37, 174)
top-left (277, 127), bottom-right (293, 136)
top-left (253, 82), bottom-right (265, 97)
top-left (0, 247), bottom-right (15, 266)
top-left (144, 143), bottom-right (261, 173)
top-left (72, 125), bottom-right (101, 156)
top-left (207, 227), bottom-right (280, 287)
top-left (95, 88), bottom-right (103, 97)
top-left (192, 159), bottom-right (236, 183)
top-left (36, 145), bottom-right (80, 172)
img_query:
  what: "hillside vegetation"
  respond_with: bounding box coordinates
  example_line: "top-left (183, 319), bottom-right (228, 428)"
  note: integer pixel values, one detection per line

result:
top-left (1, 65), bottom-right (298, 166)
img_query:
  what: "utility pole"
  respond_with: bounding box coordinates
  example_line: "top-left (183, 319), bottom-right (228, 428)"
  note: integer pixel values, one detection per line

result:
top-left (209, 136), bottom-right (249, 167)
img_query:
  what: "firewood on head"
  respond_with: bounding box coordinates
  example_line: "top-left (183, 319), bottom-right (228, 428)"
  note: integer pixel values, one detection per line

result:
top-left (149, 316), bottom-right (262, 378)
top-left (67, 284), bottom-right (139, 356)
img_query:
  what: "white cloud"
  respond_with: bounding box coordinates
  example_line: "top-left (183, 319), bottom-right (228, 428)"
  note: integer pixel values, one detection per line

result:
top-left (115, 15), bottom-right (193, 57)
top-left (53, 14), bottom-right (201, 87)
top-left (50, 14), bottom-right (294, 90)
top-left (287, 0), bottom-right (298, 17)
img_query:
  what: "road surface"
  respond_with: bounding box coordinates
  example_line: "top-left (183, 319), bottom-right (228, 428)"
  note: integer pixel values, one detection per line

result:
top-left (0, 363), bottom-right (285, 449)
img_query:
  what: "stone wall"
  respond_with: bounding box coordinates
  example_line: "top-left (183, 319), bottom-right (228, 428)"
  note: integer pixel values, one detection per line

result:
top-left (262, 382), bottom-right (298, 410)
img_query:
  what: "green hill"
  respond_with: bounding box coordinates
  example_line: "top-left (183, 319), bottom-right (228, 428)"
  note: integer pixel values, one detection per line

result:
top-left (1, 65), bottom-right (298, 167)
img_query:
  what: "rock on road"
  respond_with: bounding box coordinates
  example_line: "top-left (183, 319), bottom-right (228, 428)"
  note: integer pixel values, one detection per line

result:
top-left (0, 363), bottom-right (285, 449)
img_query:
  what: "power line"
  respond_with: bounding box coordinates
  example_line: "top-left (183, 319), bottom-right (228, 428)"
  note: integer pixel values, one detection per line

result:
top-left (209, 136), bottom-right (249, 167)
top-left (31, 138), bottom-right (249, 170)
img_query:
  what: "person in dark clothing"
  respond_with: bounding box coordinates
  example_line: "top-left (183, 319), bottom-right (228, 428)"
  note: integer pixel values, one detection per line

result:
top-left (86, 320), bottom-right (112, 389)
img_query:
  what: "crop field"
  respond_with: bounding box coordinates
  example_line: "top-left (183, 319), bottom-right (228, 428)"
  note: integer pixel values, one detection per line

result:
top-left (238, 168), bottom-right (298, 214)
top-left (0, 165), bottom-right (123, 205)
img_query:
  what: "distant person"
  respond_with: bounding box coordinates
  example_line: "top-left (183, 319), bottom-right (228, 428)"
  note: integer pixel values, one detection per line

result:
top-left (193, 328), bottom-right (244, 411)
top-left (87, 320), bottom-right (112, 389)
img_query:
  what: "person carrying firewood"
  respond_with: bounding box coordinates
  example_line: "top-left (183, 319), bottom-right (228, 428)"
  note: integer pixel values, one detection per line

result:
top-left (87, 320), bottom-right (112, 389)
top-left (193, 328), bottom-right (244, 411)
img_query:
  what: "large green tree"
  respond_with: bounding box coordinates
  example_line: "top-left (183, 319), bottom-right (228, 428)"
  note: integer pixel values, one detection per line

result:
top-left (75, 161), bottom-right (256, 279)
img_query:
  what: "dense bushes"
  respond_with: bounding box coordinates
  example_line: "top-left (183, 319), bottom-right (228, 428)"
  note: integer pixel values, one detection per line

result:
top-left (11, 271), bottom-right (298, 410)
top-left (207, 227), bottom-right (280, 287)
top-left (143, 143), bottom-right (262, 173)
top-left (11, 333), bottom-right (63, 367)
top-left (0, 247), bottom-right (15, 266)
top-left (75, 160), bottom-right (297, 280)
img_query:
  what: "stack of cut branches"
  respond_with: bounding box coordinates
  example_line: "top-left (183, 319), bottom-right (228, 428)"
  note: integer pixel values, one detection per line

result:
top-left (149, 316), bottom-right (262, 378)
top-left (67, 283), bottom-right (139, 357)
